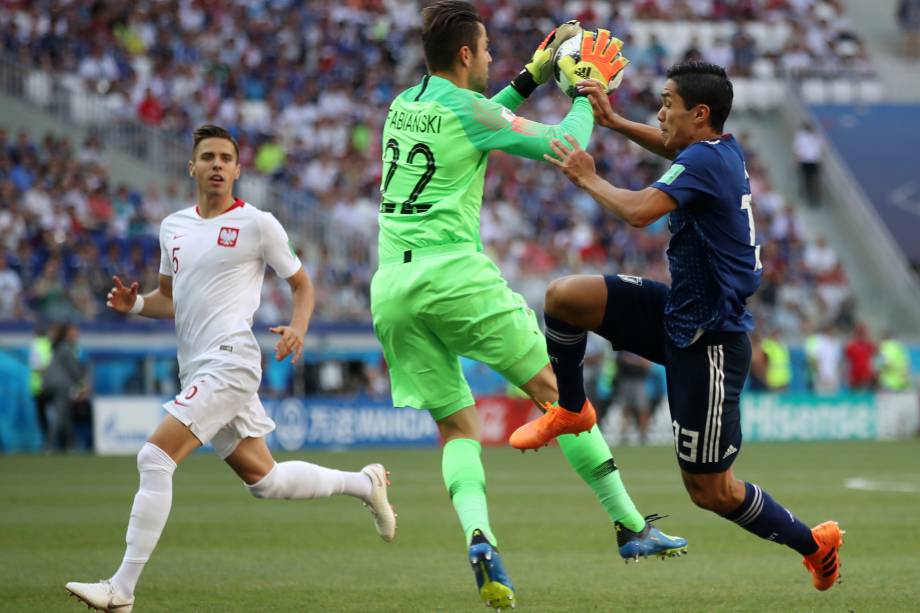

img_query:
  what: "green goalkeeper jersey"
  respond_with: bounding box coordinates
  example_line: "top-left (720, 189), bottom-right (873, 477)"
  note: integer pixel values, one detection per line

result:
top-left (377, 75), bottom-right (594, 260)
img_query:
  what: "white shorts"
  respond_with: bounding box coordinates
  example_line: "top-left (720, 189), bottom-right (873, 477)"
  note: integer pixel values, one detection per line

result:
top-left (164, 368), bottom-right (275, 459)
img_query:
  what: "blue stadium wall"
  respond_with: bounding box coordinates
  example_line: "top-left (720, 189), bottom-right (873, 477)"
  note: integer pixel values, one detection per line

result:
top-left (812, 104), bottom-right (920, 268)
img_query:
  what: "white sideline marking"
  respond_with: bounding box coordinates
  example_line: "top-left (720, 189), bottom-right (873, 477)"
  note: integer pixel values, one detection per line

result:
top-left (844, 478), bottom-right (920, 493)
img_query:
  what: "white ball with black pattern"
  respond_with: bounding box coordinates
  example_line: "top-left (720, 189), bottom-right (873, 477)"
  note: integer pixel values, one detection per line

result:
top-left (553, 29), bottom-right (626, 97)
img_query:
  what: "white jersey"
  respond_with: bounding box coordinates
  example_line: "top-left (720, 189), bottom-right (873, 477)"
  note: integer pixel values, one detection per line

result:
top-left (158, 199), bottom-right (301, 383)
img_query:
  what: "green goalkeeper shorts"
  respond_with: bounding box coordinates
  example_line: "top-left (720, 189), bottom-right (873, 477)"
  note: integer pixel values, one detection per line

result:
top-left (370, 243), bottom-right (549, 421)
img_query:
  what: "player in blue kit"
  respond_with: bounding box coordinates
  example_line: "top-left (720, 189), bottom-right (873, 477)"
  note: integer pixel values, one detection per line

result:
top-left (522, 61), bottom-right (843, 590)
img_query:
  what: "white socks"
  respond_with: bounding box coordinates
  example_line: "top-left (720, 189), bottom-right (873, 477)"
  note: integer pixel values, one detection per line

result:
top-left (111, 442), bottom-right (177, 598)
top-left (247, 461), bottom-right (372, 502)
top-left (109, 451), bottom-right (370, 599)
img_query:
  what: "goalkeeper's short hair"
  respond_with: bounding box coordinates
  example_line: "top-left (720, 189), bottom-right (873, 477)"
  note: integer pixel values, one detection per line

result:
top-left (421, 0), bottom-right (482, 73)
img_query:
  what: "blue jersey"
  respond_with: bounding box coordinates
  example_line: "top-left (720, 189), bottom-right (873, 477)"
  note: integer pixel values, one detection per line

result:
top-left (651, 135), bottom-right (762, 347)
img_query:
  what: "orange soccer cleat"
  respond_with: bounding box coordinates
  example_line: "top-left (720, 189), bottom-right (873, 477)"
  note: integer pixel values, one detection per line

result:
top-left (802, 520), bottom-right (845, 591)
top-left (509, 399), bottom-right (597, 450)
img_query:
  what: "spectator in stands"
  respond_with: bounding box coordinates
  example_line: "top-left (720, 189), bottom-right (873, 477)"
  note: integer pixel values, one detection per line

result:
top-left (581, 336), bottom-right (611, 424)
top-left (731, 21), bottom-right (758, 76)
top-left (0, 255), bottom-right (23, 319)
top-left (748, 331), bottom-right (769, 390)
top-left (24, 180), bottom-right (53, 226)
top-left (565, 0), bottom-right (613, 25)
top-left (705, 37), bottom-right (734, 71)
top-left (254, 135), bottom-right (286, 177)
top-left (0, 194), bottom-right (26, 251)
top-left (803, 235), bottom-right (839, 281)
top-left (78, 45), bottom-right (120, 88)
top-left (781, 40), bottom-right (814, 77)
top-left (633, 33), bottom-right (669, 75)
top-left (29, 323), bottom-right (54, 446)
top-left (794, 121), bottom-right (824, 205)
top-left (844, 322), bottom-right (876, 391)
top-left (682, 35), bottom-right (704, 63)
top-left (614, 351), bottom-right (654, 445)
top-left (87, 183), bottom-right (115, 226)
top-left (31, 256), bottom-right (69, 321)
top-left (10, 150), bottom-right (37, 193)
top-left (806, 323), bottom-right (843, 394)
top-left (897, 0), bottom-right (920, 58)
top-left (761, 329), bottom-right (792, 392)
top-left (78, 133), bottom-right (105, 165)
top-left (876, 331), bottom-right (913, 392)
top-left (137, 87), bottom-right (165, 126)
top-left (43, 323), bottom-right (88, 452)
top-left (69, 272), bottom-right (101, 321)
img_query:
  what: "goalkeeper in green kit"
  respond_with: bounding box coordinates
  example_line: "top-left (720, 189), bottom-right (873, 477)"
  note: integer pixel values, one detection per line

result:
top-left (370, 1), bottom-right (687, 608)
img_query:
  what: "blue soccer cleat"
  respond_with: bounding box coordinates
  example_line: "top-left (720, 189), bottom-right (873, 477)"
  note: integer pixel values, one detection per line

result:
top-left (468, 530), bottom-right (515, 610)
top-left (616, 513), bottom-right (688, 562)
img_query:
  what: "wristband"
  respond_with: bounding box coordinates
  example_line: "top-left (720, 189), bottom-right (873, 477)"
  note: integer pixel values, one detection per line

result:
top-left (129, 295), bottom-right (145, 315)
top-left (510, 69), bottom-right (539, 98)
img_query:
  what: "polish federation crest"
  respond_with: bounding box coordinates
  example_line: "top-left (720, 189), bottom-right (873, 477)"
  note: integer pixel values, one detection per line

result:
top-left (217, 226), bottom-right (239, 247)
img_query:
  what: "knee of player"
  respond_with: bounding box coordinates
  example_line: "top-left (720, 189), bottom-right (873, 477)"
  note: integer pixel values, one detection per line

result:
top-left (684, 481), bottom-right (737, 515)
top-left (544, 277), bottom-right (574, 317)
top-left (136, 442), bottom-right (177, 474)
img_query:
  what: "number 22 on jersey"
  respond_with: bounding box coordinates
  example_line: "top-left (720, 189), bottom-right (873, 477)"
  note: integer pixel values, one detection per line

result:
top-left (380, 138), bottom-right (437, 215)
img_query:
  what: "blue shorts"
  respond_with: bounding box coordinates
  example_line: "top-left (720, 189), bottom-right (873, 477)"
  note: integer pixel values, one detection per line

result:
top-left (599, 274), bottom-right (751, 474)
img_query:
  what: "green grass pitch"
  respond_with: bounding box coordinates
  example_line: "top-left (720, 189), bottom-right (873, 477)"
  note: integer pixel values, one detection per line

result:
top-left (2, 440), bottom-right (918, 612)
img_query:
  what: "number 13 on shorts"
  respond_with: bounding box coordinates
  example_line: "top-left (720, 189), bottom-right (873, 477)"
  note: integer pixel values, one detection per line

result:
top-left (672, 421), bottom-right (700, 462)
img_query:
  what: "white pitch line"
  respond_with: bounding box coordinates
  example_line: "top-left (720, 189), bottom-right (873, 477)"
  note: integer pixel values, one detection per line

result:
top-left (844, 478), bottom-right (920, 493)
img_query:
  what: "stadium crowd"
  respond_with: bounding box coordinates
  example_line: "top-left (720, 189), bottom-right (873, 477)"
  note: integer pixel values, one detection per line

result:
top-left (0, 126), bottom-right (173, 322)
top-left (0, 1), bottom-right (878, 368)
top-left (1, 0), bottom-right (874, 197)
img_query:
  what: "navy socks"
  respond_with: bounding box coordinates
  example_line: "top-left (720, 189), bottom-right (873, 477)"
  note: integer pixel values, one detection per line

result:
top-left (544, 314), bottom-right (587, 413)
top-left (725, 481), bottom-right (818, 556)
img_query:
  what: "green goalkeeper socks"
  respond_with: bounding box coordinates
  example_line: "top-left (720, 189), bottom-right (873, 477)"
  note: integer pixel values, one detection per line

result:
top-left (442, 438), bottom-right (497, 546)
top-left (558, 426), bottom-right (646, 532)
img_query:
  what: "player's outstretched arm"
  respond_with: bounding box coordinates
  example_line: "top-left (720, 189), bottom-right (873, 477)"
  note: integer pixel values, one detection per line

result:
top-left (472, 28), bottom-right (632, 161)
top-left (577, 80), bottom-right (678, 160)
top-left (545, 134), bottom-right (676, 227)
top-left (269, 267), bottom-right (313, 364)
top-left (106, 274), bottom-right (174, 318)
top-left (460, 93), bottom-right (594, 161)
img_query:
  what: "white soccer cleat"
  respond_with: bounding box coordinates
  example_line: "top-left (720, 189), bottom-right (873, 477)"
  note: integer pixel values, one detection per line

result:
top-left (361, 463), bottom-right (397, 542)
top-left (65, 580), bottom-right (134, 612)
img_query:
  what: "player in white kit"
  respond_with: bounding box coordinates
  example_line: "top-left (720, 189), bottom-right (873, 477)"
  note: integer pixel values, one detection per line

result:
top-left (66, 125), bottom-right (396, 612)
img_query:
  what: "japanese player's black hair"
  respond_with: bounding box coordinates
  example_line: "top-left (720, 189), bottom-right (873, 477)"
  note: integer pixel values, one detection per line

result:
top-left (667, 61), bottom-right (733, 132)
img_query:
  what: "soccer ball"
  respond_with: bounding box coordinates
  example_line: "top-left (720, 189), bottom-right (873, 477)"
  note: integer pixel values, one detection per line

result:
top-left (553, 28), bottom-right (626, 97)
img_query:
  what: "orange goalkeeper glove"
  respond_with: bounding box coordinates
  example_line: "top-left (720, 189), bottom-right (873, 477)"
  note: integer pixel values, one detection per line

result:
top-left (557, 29), bottom-right (629, 96)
